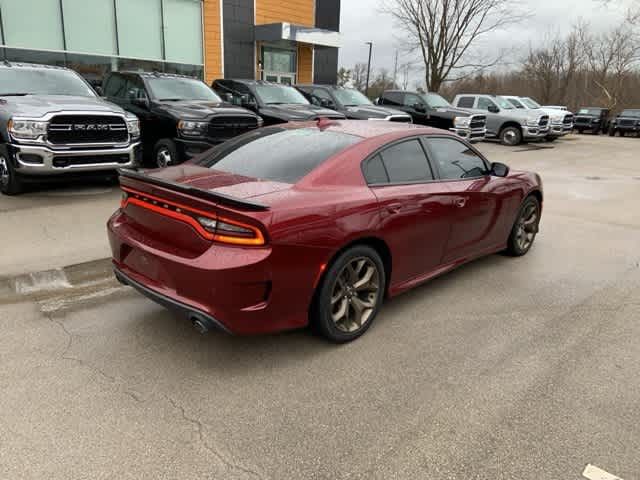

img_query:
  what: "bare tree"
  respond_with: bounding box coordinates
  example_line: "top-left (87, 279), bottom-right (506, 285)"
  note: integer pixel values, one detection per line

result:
top-left (383, 0), bottom-right (527, 92)
top-left (351, 63), bottom-right (368, 92)
top-left (367, 69), bottom-right (397, 99)
top-left (337, 67), bottom-right (351, 87)
top-left (583, 23), bottom-right (640, 108)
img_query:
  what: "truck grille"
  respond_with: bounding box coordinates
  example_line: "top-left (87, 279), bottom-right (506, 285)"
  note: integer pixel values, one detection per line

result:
top-left (574, 116), bottom-right (591, 125)
top-left (539, 116), bottom-right (549, 127)
top-left (207, 116), bottom-right (259, 140)
top-left (48, 115), bottom-right (128, 145)
top-left (469, 115), bottom-right (486, 129)
top-left (618, 119), bottom-right (636, 126)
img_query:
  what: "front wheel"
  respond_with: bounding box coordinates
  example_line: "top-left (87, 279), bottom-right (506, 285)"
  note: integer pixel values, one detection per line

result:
top-left (499, 126), bottom-right (523, 146)
top-left (0, 151), bottom-right (24, 195)
top-left (153, 139), bottom-right (179, 169)
top-left (544, 136), bottom-right (557, 142)
top-left (311, 246), bottom-right (386, 343)
top-left (505, 196), bottom-right (541, 257)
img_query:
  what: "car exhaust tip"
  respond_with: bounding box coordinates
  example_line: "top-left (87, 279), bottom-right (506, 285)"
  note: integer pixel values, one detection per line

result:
top-left (191, 315), bottom-right (210, 334)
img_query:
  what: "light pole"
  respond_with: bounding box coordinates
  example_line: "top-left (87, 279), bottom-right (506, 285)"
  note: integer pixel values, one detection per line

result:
top-left (365, 42), bottom-right (373, 97)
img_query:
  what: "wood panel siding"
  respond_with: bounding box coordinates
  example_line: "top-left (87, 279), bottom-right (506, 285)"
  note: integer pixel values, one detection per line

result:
top-left (256, 0), bottom-right (315, 27)
top-left (297, 44), bottom-right (313, 83)
top-left (203, 0), bottom-right (223, 83)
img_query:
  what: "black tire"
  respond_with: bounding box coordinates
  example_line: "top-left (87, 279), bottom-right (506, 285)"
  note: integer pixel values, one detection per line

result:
top-left (609, 128), bottom-right (616, 137)
top-left (311, 245), bottom-right (386, 343)
top-left (0, 149), bottom-right (24, 196)
top-left (499, 125), bottom-right (523, 146)
top-left (576, 129), bottom-right (583, 134)
top-left (544, 136), bottom-right (557, 142)
top-left (153, 139), bottom-right (179, 168)
top-left (591, 128), bottom-right (600, 135)
top-left (505, 196), bottom-right (541, 257)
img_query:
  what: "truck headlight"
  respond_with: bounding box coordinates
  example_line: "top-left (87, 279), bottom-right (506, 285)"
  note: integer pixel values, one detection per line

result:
top-left (551, 115), bottom-right (563, 123)
top-left (8, 119), bottom-right (48, 139)
top-left (526, 118), bottom-right (539, 127)
top-left (126, 117), bottom-right (141, 139)
top-left (178, 120), bottom-right (208, 136)
top-left (453, 116), bottom-right (471, 128)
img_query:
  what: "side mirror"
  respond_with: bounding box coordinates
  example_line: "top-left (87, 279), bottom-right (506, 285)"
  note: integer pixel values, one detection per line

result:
top-left (320, 98), bottom-right (336, 109)
top-left (94, 86), bottom-right (104, 96)
top-left (488, 105), bottom-right (500, 113)
top-left (132, 97), bottom-right (149, 109)
top-left (240, 94), bottom-right (257, 108)
top-left (491, 162), bottom-right (510, 177)
top-left (413, 103), bottom-right (426, 112)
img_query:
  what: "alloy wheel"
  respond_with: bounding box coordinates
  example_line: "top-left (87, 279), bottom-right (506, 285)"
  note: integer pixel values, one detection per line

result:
top-left (156, 148), bottom-right (173, 168)
top-left (502, 129), bottom-right (520, 146)
top-left (515, 203), bottom-right (539, 251)
top-left (0, 155), bottom-right (9, 186)
top-left (330, 257), bottom-right (381, 333)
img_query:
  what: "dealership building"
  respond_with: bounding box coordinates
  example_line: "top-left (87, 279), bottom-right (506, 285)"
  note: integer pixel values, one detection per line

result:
top-left (0, 0), bottom-right (341, 86)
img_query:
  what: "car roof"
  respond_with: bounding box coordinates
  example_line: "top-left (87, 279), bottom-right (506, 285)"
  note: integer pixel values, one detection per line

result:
top-left (0, 61), bottom-right (70, 71)
top-left (218, 79), bottom-right (287, 87)
top-left (117, 71), bottom-right (197, 80)
top-left (280, 119), bottom-right (450, 140)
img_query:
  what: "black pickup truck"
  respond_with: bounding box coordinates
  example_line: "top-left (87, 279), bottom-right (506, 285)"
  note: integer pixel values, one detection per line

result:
top-left (0, 62), bottom-right (141, 195)
top-left (103, 72), bottom-right (262, 167)
top-left (212, 79), bottom-right (345, 125)
top-left (377, 90), bottom-right (487, 142)
top-left (608, 109), bottom-right (640, 137)
top-left (294, 85), bottom-right (412, 122)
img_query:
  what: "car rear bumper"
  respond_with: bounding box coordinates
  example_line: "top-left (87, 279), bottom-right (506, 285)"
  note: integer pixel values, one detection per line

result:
top-left (11, 141), bottom-right (141, 175)
top-left (107, 211), bottom-right (325, 335)
top-left (114, 267), bottom-right (231, 334)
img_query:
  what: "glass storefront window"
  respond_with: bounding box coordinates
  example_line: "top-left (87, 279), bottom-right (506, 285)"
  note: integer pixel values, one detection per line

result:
top-left (163, 0), bottom-right (203, 65)
top-left (116, 0), bottom-right (163, 60)
top-left (0, 0), bottom-right (65, 50)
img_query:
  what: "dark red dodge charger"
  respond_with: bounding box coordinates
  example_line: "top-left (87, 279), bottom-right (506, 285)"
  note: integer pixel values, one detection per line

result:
top-left (108, 120), bottom-right (542, 342)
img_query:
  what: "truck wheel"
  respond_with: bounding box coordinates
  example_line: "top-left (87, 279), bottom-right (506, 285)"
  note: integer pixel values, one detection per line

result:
top-left (153, 139), bottom-right (179, 169)
top-left (609, 128), bottom-right (616, 137)
top-left (0, 151), bottom-right (24, 196)
top-left (499, 126), bottom-right (522, 146)
top-left (544, 136), bottom-right (557, 142)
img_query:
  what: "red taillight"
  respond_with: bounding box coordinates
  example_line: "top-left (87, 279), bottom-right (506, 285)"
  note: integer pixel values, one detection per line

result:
top-left (121, 187), bottom-right (266, 246)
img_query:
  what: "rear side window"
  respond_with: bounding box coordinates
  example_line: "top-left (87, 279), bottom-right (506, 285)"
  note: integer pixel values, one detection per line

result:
top-left (362, 155), bottom-right (389, 184)
top-left (457, 96), bottom-right (475, 108)
top-left (425, 137), bottom-right (488, 180)
top-left (197, 127), bottom-right (360, 183)
top-left (381, 92), bottom-right (403, 105)
top-left (104, 74), bottom-right (127, 98)
top-left (379, 139), bottom-right (433, 183)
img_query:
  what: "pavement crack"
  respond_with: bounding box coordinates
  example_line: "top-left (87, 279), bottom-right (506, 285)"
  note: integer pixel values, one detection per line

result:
top-left (163, 395), bottom-right (265, 480)
top-left (45, 312), bottom-right (117, 383)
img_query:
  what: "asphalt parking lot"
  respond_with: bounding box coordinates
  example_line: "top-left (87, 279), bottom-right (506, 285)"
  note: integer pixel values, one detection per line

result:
top-left (1, 134), bottom-right (639, 479)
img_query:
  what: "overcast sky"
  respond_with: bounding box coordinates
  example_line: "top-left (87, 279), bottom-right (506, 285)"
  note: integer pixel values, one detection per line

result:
top-left (338, 0), bottom-right (636, 87)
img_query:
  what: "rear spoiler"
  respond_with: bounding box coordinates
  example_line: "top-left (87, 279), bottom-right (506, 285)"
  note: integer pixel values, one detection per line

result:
top-left (118, 168), bottom-right (270, 212)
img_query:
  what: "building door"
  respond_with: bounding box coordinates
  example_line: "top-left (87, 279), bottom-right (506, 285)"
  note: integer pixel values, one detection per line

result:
top-left (261, 45), bottom-right (297, 84)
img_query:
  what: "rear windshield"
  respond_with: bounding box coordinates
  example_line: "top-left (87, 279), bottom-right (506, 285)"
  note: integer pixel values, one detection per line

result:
top-left (620, 110), bottom-right (640, 117)
top-left (579, 108), bottom-right (603, 115)
top-left (196, 127), bottom-right (361, 183)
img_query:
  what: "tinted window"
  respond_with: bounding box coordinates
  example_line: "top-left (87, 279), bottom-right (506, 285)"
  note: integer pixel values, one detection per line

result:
top-left (379, 140), bottom-right (433, 183)
top-left (426, 138), bottom-right (488, 180)
top-left (125, 77), bottom-right (147, 100)
top-left (104, 74), bottom-right (127, 98)
top-left (362, 155), bottom-right (389, 184)
top-left (381, 92), bottom-right (403, 106)
top-left (197, 127), bottom-right (360, 183)
top-left (457, 96), bottom-right (475, 108)
top-left (404, 93), bottom-right (422, 107)
top-left (507, 98), bottom-right (525, 109)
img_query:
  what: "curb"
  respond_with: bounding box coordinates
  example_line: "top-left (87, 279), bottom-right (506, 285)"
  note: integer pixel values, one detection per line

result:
top-left (0, 258), bottom-right (119, 305)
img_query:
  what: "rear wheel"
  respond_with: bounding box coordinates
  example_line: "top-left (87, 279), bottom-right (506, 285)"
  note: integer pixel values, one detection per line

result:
top-left (0, 151), bottom-right (24, 196)
top-left (311, 246), bottom-right (386, 343)
top-left (153, 139), bottom-right (179, 169)
top-left (505, 196), bottom-right (540, 257)
top-left (499, 126), bottom-right (522, 146)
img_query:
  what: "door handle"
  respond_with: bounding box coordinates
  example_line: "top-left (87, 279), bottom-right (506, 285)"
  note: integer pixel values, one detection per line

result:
top-left (454, 198), bottom-right (467, 208)
top-left (386, 203), bottom-right (402, 215)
